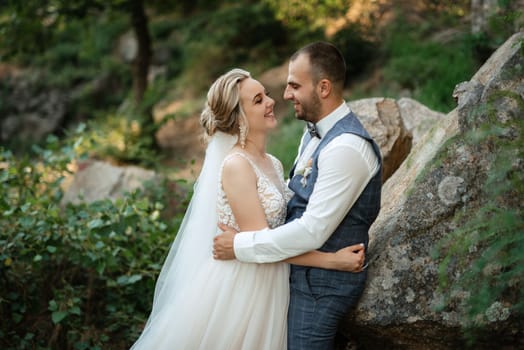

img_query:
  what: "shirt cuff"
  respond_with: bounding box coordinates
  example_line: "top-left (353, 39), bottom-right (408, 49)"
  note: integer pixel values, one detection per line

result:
top-left (233, 229), bottom-right (267, 263)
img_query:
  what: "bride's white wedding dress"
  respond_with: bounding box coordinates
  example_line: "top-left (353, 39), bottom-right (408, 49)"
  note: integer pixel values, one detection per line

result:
top-left (131, 150), bottom-right (289, 350)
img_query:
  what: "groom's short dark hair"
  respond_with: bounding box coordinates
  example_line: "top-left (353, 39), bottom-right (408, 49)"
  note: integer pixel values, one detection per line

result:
top-left (291, 41), bottom-right (346, 91)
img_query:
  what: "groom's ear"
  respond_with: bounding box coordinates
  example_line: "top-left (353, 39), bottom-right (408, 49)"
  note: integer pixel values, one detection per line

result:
top-left (318, 79), bottom-right (331, 98)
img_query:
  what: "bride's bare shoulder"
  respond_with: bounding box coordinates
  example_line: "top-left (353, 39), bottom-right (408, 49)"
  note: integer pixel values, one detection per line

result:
top-left (222, 151), bottom-right (256, 181)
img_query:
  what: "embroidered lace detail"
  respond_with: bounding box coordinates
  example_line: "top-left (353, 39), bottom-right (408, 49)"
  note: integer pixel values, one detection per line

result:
top-left (217, 153), bottom-right (287, 231)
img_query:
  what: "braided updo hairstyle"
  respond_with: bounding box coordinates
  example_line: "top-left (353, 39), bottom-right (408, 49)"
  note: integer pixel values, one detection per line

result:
top-left (200, 68), bottom-right (251, 139)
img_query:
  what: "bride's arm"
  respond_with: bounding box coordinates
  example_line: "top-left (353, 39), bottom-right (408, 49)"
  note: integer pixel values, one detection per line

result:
top-left (221, 154), bottom-right (269, 231)
top-left (284, 245), bottom-right (366, 272)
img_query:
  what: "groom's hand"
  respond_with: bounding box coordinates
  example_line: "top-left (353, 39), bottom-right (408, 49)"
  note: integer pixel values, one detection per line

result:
top-left (213, 223), bottom-right (238, 260)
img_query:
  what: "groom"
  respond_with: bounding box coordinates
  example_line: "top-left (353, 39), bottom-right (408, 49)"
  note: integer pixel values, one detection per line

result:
top-left (214, 41), bottom-right (382, 349)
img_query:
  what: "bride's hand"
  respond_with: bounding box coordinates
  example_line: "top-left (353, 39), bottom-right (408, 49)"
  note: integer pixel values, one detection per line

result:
top-left (332, 243), bottom-right (366, 272)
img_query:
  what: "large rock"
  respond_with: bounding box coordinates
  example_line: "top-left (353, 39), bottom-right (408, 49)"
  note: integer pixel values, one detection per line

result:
top-left (397, 97), bottom-right (444, 146)
top-left (341, 32), bottom-right (523, 349)
top-left (60, 159), bottom-right (189, 227)
top-left (0, 70), bottom-right (68, 143)
top-left (349, 97), bottom-right (414, 183)
top-left (61, 160), bottom-right (157, 205)
top-left (349, 97), bottom-right (445, 184)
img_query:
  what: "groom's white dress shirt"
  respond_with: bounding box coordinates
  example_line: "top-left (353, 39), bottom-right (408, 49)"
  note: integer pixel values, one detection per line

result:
top-left (234, 102), bottom-right (380, 263)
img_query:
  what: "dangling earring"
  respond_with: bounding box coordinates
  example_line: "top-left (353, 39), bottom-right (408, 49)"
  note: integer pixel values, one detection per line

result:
top-left (239, 123), bottom-right (247, 149)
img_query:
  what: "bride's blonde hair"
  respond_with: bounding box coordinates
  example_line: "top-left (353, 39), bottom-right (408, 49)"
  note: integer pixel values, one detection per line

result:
top-left (200, 68), bottom-right (250, 139)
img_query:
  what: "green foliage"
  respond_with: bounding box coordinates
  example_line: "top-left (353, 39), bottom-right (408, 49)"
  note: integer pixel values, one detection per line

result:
top-left (174, 2), bottom-right (288, 94)
top-left (470, 0), bottom-right (523, 62)
top-left (267, 111), bottom-right (304, 174)
top-left (330, 23), bottom-right (378, 83)
top-left (1, 5), bottom-right (131, 133)
top-left (149, 18), bottom-right (179, 40)
top-left (263, 0), bottom-right (349, 30)
top-left (81, 111), bottom-right (163, 168)
top-left (0, 131), bottom-right (188, 349)
top-left (0, 1), bottom-right (53, 59)
top-left (382, 24), bottom-right (477, 112)
top-left (33, 15), bottom-right (129, 88)
top-left (76, 76), bottom-right (177, 168)
top-left (434, 92), bottom-right (524, 341)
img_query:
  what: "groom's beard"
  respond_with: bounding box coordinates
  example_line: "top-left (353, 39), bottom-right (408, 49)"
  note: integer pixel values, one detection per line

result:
top-left (295, 91), bottom-right (322, 123)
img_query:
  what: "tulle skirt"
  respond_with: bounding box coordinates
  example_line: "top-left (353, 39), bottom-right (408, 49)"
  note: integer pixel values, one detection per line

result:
top-left (131, 257), bottom-right (290, 350)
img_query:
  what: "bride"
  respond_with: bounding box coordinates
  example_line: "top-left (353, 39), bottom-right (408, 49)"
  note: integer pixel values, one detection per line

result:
top-left (130, 68), bottom-right (365, 350)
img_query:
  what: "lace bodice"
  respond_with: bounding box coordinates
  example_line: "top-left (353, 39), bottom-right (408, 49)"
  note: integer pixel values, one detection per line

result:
top-left (217, 152), bottom-right (287, 230)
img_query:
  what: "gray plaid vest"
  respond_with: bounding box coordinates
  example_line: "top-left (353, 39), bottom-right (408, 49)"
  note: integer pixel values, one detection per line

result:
top-left (287, 111), bottom-right (382, 256)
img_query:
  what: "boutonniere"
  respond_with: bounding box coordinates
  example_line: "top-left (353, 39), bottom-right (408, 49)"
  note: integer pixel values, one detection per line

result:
top-left (298, 158), bottom-right (313, 187)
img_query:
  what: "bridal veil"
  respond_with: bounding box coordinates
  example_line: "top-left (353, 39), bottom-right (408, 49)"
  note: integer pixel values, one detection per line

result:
top-left (131, 131), bottom-right (237, 349)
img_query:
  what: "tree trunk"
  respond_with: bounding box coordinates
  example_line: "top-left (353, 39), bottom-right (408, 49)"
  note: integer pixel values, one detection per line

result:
top-left (129, 0), bottom-right (150, 105)
top-left (129, 0), bottom-right (160, 151)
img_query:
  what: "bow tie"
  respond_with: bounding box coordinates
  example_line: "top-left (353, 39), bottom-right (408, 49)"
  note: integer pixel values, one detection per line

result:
top-left (307, 122), bottom-right (321, 139)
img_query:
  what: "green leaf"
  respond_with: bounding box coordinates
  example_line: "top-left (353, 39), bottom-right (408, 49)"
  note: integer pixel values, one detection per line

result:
top-left (128, 274), bottom-right (142, 284)
top-left (0, 170), bottom-right (8, 182)
top-left (3, 208), bottom-right (15, 216)
top-left (73, 135), bottom-right (84, 148)
top-left (69, 306), bottom-right (81, 316)
top-left (51, 310), bottom-right (68, 324)
top-left (48, 300), bottom-right (58, 311)
top-left (116, 274), bottom-right (142, 285)
top-left (96, 262), bottom-right (106, 275)
top-left (135, 198), bottom-right (149, 211)
top-left (12, 313), bottom-right (22, 324)
top-left (88, 218), bottom-right (104, 229)
top-left (116, 275), bottom-right (128, 285)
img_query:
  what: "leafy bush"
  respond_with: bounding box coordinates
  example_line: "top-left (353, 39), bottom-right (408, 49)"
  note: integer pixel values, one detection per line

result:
top-left (382, 26), bottom-right (477, 112)
top-left (80, 111), bottom-right (161, 168)
top-left (263, 0), bottom-right (348, 30)
top-left (268, 111), bottom-right (304, 174)
top-left (0, 132), bottom-right (188, 349)
top-left (150, 18), bottom-right (180, 41)
top-left (0, 1), bottom-right (52, 60)
top-left (331, 23), bottom-right (379, 84)
top-left (76, 75), bottom-right (179, 168)
top-left (470, 1), bottom-right (523, 62)
top-left (175, 2), bottom-right (288, 95)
